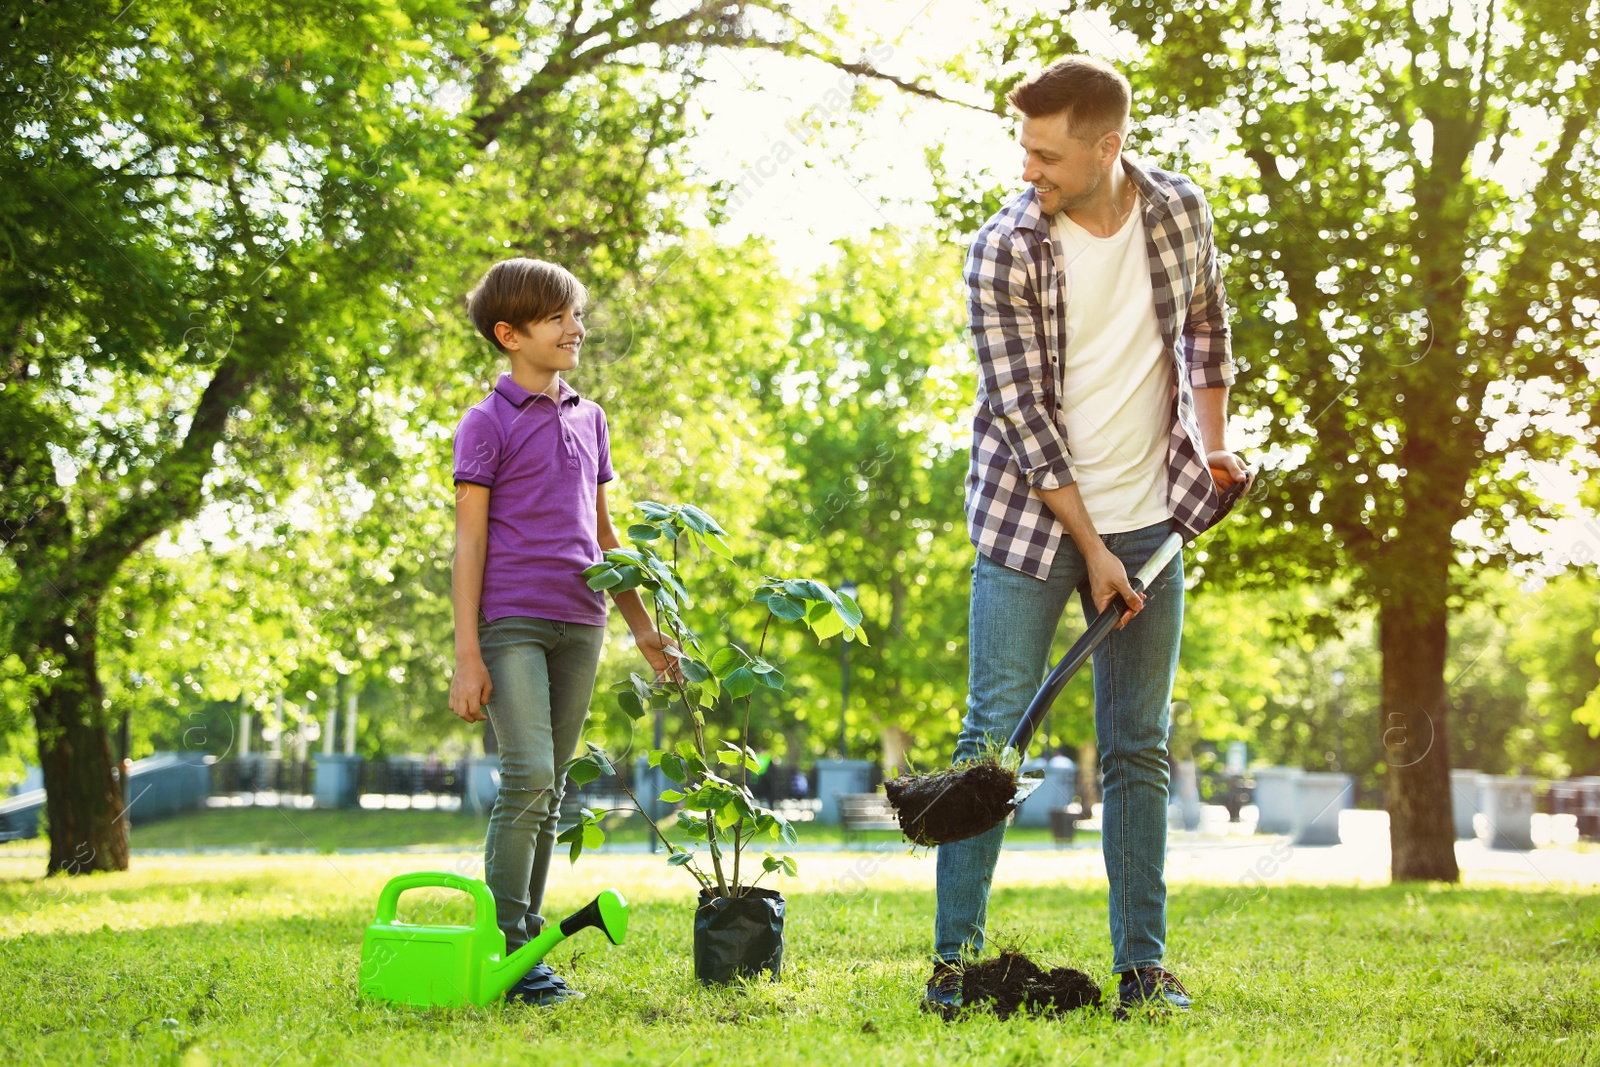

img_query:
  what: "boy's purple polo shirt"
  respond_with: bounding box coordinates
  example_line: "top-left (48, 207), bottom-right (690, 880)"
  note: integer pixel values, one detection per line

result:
top-left (453, 374), bottom-right (614, 626)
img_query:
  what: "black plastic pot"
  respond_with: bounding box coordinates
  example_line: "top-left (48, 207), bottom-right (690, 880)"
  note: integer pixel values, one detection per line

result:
top-left (693, 887), bottom-right (785, 985)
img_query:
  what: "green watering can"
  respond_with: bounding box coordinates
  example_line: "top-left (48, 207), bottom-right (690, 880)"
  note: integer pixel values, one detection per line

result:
top-left (358, 871), bottom-right (629, 1007)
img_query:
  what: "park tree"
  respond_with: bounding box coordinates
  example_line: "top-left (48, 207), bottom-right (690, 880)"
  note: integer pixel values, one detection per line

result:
top-left (1, 0), bottom-right (473, 874)
top-left (753, 233), bottom-right (974, 767)
top-left (943, 0), bottom-right (1599, 881)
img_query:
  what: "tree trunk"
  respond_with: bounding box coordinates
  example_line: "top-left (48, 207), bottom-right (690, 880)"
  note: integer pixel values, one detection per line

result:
top-left (1378, 564), bottom-right (1460, 883)
top-left (33, 616), bottom-right (128, 874)
top-left (1077, 739), bottom-right (1100, 808)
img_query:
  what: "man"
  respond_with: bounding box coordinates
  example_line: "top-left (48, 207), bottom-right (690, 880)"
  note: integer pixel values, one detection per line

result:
top-left (925, 55), bottom-right (1247, 1016)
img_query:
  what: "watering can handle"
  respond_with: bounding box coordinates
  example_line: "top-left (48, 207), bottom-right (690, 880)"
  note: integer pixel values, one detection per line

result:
top-left (373, 871), bottom-right (498, 933)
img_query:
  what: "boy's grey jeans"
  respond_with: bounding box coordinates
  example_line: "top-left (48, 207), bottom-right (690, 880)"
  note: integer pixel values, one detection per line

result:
top-left (479, 615), bottom-right (605, 951)
top-left (935, 521), bottom-right (1184, 974)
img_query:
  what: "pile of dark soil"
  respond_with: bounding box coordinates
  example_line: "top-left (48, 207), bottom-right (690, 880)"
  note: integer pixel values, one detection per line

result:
top-left (884, 756), bottom-right (1019, 847)
top-left (960, 951), bottom-right (1102, 1020)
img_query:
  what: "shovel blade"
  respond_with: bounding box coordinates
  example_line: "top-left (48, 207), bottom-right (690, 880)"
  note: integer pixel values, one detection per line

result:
top-left (1011, 772), bottom-right (1044, 806)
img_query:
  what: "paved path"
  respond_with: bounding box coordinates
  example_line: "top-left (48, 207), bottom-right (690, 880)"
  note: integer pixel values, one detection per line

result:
top-left (12, 809), bottom-right (1578, 890)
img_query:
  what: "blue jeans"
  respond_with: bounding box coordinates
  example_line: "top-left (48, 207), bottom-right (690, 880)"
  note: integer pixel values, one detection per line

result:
top-left (934, 521), bottom-right (1183, 974)
top-left (478, 615), bottom-right (605, 951)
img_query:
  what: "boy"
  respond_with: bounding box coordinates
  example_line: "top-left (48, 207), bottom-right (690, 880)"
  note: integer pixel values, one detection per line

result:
top-left (449, 258), bottom-right (676, 1006)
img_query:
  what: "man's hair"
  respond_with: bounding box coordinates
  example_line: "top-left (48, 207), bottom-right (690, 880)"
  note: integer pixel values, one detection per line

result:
top-left (1006, 55), bottom-right (1132, 143)
top-left (466, 258), bottom-right (587, 351)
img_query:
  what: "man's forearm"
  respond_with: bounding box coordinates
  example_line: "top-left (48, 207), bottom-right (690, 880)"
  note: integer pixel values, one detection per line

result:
top-left (1035, 481), bottom-right (1109, 561)
top-left (1194, 385), bottom-right (1229, 454)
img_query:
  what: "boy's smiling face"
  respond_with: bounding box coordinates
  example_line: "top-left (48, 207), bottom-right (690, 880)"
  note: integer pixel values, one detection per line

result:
top-left (495, 304), bottom-right (585, 371)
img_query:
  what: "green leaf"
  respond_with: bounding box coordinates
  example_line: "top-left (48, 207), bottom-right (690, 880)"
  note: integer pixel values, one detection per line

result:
top-left (627, 522), bottom-right (660, 541)
top-left (659, 788), bottom-right (685, 802)
top-left (709, 646), bottom-right (747, 677)
top-left (659, 754), bottom-right (687, 784)
top-left (834, 592), bottom-right (865, 628)
top-left (757, 667), bottom-right (785, 690)
top-left (716, 749), bottom-right (743, 766)
top-left (565, 756), bottom-right (601, 787)
top-left (556, 823), bottom-right (585, 863)
top-left (723, 666), bottom-right (757, 698)
top-left (704, 531), bottom-right (735, 560)
top-left (782, 856), bottom-right (798, 877)
top-left (762, 854), bottom-right (782, 873)
top-left (809, 610), bottom-right (845, 641)
top-left (615, 688), bottom-right (644, 719)
top-left (582, 822), bottom-right (604, 849)
top-left (682, 504), bottom-right (728, 535)
top-left (667, 851), bottom-right (695, 866)
top-left (766, 594), bottom-right (807, 621)
top-left (586, 567), bottom-right (623, 591)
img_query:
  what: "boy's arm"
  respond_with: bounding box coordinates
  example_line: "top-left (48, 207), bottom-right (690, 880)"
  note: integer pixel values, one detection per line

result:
top-left (596, 482), bottom-right (682, 681)
top-left (449, 483), bottom-right (492, 723)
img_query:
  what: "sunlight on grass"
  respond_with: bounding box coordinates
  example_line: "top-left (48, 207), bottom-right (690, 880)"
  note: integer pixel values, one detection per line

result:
top-left (1, 851), bottom-right (1596, 1066)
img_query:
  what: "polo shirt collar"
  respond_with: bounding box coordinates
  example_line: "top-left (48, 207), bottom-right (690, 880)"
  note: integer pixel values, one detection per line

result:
top-left (494, 373), bottom-right (580, 408)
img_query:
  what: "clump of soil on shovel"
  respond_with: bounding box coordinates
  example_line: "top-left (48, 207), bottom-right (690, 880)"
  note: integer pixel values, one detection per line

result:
top-left (884, 755), bottom-right (1019, 847)
top-left (961, 951), bottom-right (1102, 1020)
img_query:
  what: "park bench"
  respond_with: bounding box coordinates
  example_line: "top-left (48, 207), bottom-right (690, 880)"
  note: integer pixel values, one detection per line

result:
top-left (837, 792), bottom-right (901, 840)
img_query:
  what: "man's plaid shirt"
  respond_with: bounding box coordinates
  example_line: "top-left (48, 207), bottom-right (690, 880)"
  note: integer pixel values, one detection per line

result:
top-left (964, 157), bottom-right (1236, 580)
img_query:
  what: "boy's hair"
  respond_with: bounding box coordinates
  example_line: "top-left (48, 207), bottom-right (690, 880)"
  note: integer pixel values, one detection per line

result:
top-left (1006, 56), bottom-right (1132, 144)
top-left (466, 258), bottom-right (588, 351)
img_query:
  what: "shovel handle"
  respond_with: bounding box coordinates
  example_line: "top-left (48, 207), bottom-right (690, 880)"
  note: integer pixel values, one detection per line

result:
top-left (1002, 471), bottom-right (1255, 762)
top-left (1004, 530), bottom-right (1184, 756)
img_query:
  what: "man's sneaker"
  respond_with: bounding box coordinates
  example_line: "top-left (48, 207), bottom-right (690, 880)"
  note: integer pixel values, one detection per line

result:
top-left (506, 962), bottom-right (583, 1007)
top-left (920, 961), bottom-right (963, 1019)
top-left (1118, 966), bottom-right (1192, 1011)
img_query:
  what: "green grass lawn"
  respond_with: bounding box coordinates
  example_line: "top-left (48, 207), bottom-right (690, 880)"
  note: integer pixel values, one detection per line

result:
top-left (0, 807), bottom-right (1095, 854)
top-left (0, 848), bottom-right (1595, 1066)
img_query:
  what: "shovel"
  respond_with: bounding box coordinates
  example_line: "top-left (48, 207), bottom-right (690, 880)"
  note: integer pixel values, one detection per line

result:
top-left (885, 468), bottom-right (1256, 847)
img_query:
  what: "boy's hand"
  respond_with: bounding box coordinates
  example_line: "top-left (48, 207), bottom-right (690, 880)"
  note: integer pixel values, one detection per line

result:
top-left (636, 630), bottom-right (684, 684)
top-left (450, 656), bottom-right (492, 723)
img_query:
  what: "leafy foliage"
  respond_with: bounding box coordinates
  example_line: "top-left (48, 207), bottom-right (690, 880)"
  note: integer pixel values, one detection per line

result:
top-left (559, 502), bottom-right (865, 898)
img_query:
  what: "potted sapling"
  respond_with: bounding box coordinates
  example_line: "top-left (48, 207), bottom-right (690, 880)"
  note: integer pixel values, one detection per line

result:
top-left (559, 501), bottom-right (867, 984)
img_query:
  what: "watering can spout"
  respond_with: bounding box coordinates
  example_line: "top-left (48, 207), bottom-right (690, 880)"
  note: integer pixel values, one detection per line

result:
top-left (485, 888), bottom-right (630, 1001)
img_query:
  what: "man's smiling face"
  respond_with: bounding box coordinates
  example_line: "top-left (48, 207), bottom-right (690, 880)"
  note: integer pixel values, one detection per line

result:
top-left (1019, 111), bottom-right (1119, 215)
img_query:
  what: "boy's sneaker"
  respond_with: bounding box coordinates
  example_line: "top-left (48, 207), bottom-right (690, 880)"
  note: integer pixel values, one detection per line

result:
top-left (506, 962), bottom-right (583, 1007)
top-left (1117, 966), bottom-right (1191, 1011)
top-left (920, 961), bottom-right (963, 1019)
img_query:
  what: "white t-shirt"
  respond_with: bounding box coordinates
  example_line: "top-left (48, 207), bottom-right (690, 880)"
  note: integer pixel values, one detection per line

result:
top-left (1050, 202), bottom-right (1173, 534)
